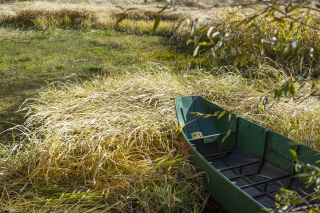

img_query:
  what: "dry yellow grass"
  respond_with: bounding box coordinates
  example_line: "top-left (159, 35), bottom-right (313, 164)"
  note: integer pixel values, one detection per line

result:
top-left (0, 64), bottom-right (320, 211)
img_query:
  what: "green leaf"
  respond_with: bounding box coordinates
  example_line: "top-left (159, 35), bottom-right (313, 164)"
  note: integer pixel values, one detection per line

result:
top-left (234, 36), bottom-right (239, 49)
top-left (283, 46), bottom-right (290, 54)
top-left (289, 82), bottom-right (295, 98)
top-left (289, 21), bottom-right (294, 31)
top-left (116, 6), bottom-right (124, 10)
top-left (312, 79), bottom-right (317, 89)
top-left (232, 56), bottom-right (240, 72)
top-left (193, 45), bottom-right (200, 57)
top-left (150, 16), bottom-right (161, 36)
top-left (257, 95), bottom-right (263, 110)
top-left (247, 23), bottom-right (255, 30)
top-left (186, 39), bottom-right (193, 46)
top-left (158, 4), bottom-right (169, 14)
top-left (199, 41), bottom-right (210, 46)
top-left (116, 14), bottom-right (128, 24)
top-left (125, 8), bottom-right (138, 12)
top-left (218, 111), bottom-right (226, 119)
top-left (249, 14), bottom-right (258, 21)
top-left (211, 31), bottom-right (220, 40)
top-left (292, 40), bottom-right (298, 49)
top-left (190, 21), bottom-right (196, 37)
top-left (222, 129), bottom-right (231, 143)
top-left (289, 149), bottom-right (299, 162)
top-left (240, 53), bottom-right (248, 67)
top-left (286, 6), bottom-right (297, 13)
top-left (203, 114), bottom-right (212, 118)
top-left (293, 173), bottom-right (311, 178)
top-left (207, 26), bottom-right (214, 37)
top-left (228, 112), bottom-right (232, 122)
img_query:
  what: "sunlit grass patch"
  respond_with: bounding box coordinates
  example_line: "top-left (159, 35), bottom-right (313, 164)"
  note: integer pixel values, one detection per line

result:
top-left (1, 64), bottom-right (320, 211)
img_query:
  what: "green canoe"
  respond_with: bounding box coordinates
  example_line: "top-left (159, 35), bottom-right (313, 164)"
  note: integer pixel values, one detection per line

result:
top-left (175, 96), bottom-right (320, 213)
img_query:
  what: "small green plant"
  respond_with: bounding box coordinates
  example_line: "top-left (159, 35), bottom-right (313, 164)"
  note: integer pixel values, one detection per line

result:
top-left (273, 149), bottom-right (320, 212)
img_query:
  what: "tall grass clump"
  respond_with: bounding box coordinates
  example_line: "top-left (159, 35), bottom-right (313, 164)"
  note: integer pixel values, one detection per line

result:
top-left (0, 2), bottom-right (177, 34)
top-left (0, 67), bottom-right (209, 212)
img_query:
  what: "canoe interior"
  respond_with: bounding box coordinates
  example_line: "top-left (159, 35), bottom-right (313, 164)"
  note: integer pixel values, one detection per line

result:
top-left (175, 96), bottom-right (320, 212)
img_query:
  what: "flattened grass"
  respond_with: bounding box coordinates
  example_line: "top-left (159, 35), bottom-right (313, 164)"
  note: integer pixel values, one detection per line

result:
top-left (1, 65), bottom-right (320, 211)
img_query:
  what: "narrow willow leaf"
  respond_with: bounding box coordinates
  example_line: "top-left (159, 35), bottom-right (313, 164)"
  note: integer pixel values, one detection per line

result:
top-left (213, 110), bottom-right (220, 116)
top-left (275, 18), bottom-right (285, 24)
top-left (150, 16), bottom-right (161, 36)
top-left (257, 95), bottom-right (263, 110)
top-left (235, 20), bottom-right (245, 27)
top-left (249, 14), bottom-right (258, 21)
top-left (283, 46), bottom-right (289, 54)
top-left (228, 112), bottom-right (232, 122)
top-left (289, 83), bottom-right (295, 98)
top-left (289, 149), bottom-right (299, 163)
top-left (240, 53), bottom-right (248, 67)
top-left (211, 31), bottom-right (220, 40)
top-left (199, 41), bottom-right (210, 46)
top-left (159, 4), bottom-right (169, 14)
top-left (234, 36), bottom-right (239, 49)
top-left (116, 14), bottom-right (128, 24)
top-left (312, 79), bottom-right (317, 89)
top-left (232, 56), bottom-right (240, 72)
top-left (125, 8), bottom-right (138, 12)
top-left (207, 26), bottom-right (214, 37)
top-left (247, 23), bottom-right (255, 30)
top-left (292, 40), bottom-right (298, 49)
top-left (116, 6), bottom-right (124, 10)
top-left (190, 21), bottom-right (196, 37)
top-left (204, 114), bottom-right (212, 118)
top-left (300, 56), bottom-right (304, 73)
top-left (293, 173), bottom-right (311, 178)
top-left (222, 129), bottom-right (231, 143)
top-left (193, 45), bottom-right (200, 57)
top-left (186, 39), bottom-right (193, 46)
top-left (289, 21), bottom-right (294, 31)
top-left (217, 111), bottom-right (226, 119)
top-left (287, 6), bottom-right (297, 13)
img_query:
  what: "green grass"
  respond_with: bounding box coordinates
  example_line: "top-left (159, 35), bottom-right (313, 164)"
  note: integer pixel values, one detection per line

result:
top-left (0, 28), bottom-right (220, 139)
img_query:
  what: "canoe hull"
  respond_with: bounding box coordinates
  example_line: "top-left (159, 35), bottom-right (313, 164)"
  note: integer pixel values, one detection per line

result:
top-left (175, 96), bottom-right (320, 213)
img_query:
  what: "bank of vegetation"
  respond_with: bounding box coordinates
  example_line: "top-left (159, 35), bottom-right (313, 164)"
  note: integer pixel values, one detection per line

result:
top-left (0, 0), bottom-right (320, 212)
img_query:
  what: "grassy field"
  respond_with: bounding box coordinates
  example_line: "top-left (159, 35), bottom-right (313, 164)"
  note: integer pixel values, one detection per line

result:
top-left (0, 27), bottom-right (221, 138)
top-left (1, 0), bottom-right (320, 212)
top-left (0, 27), bottom-right (220, 212)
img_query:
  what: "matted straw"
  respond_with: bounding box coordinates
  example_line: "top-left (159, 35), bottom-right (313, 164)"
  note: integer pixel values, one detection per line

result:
top-left (1, 65), bottom-right (320, 211)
